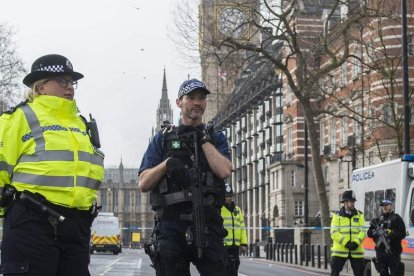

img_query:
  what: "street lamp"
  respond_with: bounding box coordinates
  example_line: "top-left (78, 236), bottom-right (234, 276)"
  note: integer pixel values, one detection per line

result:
top-left (340, 154), bottom-right (354, 189)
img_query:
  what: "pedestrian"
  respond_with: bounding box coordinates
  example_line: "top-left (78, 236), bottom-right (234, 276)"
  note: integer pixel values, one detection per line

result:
top-left (367, 199), bottom-right (406, 275)
top-left (330, 189), bottom-right (365, 276)
top-left (221, 184), bottom-right (248, 276)
top-left (139, 79), bottom-right (232, 276)
top-left (0, 54), bottom-right (104, 276)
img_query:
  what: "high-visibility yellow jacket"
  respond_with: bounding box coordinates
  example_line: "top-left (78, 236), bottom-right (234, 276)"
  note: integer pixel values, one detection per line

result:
top-left (221, 203), bottom-right (248, 247)
top-left (0, 95), bottom-right (104, 213)
top-left (330, 207), bottom-right (365, 258)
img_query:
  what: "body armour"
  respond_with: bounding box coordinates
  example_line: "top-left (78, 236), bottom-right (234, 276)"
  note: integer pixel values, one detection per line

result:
top-left (150, 125), bottom-right (225, 212)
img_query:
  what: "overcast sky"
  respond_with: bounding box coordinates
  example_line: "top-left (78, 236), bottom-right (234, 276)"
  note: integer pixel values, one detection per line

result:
top-left (1, 0), bottom-right (200, 168)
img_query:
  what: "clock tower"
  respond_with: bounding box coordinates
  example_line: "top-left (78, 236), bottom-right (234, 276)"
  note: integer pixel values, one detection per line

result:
top-left (199, 0), bottom-right (260, 123)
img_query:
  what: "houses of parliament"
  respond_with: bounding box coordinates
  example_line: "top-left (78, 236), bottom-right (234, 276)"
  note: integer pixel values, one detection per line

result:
top-left (97, 69), bottom-right (173, 246)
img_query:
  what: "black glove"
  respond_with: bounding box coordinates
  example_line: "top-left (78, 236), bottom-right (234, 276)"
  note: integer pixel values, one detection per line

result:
top-left (166, 157), bottom-right (186, 183)
top-left (346, 241), bottom-right (359, 250)
top-left (195, 127), bottom-right (214, 145)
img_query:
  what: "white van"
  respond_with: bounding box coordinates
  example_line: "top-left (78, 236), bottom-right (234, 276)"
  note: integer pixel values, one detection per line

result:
top-left (90, 212), bottom-right (122, 255)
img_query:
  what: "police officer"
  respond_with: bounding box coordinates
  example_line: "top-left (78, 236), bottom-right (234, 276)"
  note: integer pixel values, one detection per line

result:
top-left (330, 189), bottom-right (365, 276)
top-left (0, 54), bottom-right (104, 275)
top-left (367, 199), bottom-right (406, 276)
top-left (139, 79), bottom-right (232, 276)
top-left (221, 184), bottom-right (247, 276)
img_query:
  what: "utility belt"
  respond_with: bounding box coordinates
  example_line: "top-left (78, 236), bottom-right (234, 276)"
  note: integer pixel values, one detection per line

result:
top-left (154, 204), bottom-right (221, 223)
top-left (0, 184), bottom-right (100, 220)
top-left (151, 189), bottom-right (216, 209)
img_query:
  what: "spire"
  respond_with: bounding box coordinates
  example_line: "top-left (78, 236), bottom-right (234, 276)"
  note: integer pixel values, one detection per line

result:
top-left (161, 68), bottom-right (168, 101)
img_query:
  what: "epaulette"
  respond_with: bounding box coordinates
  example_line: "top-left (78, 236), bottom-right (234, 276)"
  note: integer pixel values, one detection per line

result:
top-left (1, 100), bottom-right (29, 115)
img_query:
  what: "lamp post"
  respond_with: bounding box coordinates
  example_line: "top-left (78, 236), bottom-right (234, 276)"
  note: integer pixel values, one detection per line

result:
top-left (340, 155), bottom-right (353, 189)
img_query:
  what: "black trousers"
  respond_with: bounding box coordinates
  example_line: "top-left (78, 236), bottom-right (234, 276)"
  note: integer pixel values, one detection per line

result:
top-left (376, 251), bottom-right (404, 276)
top-left (226, 246), bottom-right (240, 276)
top-left (330, 256), bottom-right (364, 276)
top-left (0, 199), bottom-right (92, 276)
top-left (154, 220), bottom-right (228, 276)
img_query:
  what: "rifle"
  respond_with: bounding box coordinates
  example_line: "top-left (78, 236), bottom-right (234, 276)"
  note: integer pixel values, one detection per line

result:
top-left (183, 131), bottom-right (208, 258)
top-left (370, 220), bottom-right (391, 254)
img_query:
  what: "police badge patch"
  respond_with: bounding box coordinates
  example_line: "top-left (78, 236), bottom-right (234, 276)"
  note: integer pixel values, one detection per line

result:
top-left (171, 140), bottom-right (180, 149)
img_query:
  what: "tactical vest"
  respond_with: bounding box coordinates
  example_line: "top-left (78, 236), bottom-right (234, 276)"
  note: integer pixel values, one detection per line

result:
top-left (150, 125), bottom-right (225, 212)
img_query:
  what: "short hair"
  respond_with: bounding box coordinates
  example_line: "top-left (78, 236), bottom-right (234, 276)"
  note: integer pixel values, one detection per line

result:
top-left (25, 78), bottom-right (49, 102)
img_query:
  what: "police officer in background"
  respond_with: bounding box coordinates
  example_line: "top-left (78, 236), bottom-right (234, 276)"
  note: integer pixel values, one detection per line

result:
top-left (221, 184), bottom-right (247, 276)
top-left (0, 54), bottom-right (104, 275)
top-left (138, 79), bottom-right (232, 276)
top-left (367, 199), bottom-right (406, 276)
top-left (330, 189), bottom-right (365, 276)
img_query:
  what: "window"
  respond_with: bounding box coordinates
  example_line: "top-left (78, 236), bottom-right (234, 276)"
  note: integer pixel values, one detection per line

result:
top-left (364, 188), bottom-right (396, 221)
top-left (338, 162), bottom-right (343, 181)
top-left (353, 105), bottom-right (362, 144)
top-left (341, 113), bottom-right (348, 146)
top-left (291, 170), bottom-right (296, 187)
top-left (320, 119), bottom-right (325, 154)
top-left (352, 46), bottom-right (362, 79)
top-left (340, 62), bottom-right (347, 86)
top-left (287, 126), bottom-right (293, 156)
top-left (295, 201), bottom-right (304, 216)
top-left (330, 117), bottom-right (336, 153)
top-left (324, 166), bottom-right (329, 186)
top-left (382, 104), bottom-right (393, 124)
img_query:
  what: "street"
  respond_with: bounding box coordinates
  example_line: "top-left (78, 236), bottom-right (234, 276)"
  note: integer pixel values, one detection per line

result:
top-left (89, 248), bottom-right (327, 276)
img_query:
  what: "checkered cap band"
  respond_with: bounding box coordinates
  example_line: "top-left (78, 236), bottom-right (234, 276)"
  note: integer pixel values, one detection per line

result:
top-left (178, 79), bottom-right (209, 98)
top-left (34, 65), bottom-right (65, 73)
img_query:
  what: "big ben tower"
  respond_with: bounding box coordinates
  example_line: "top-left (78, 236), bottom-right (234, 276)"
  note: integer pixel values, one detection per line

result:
top-left (156, 69), bottom-right (173, 130)
top-left (199, 0), bottom-right (260, 123)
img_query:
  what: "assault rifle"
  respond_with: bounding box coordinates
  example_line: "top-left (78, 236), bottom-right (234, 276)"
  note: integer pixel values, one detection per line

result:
top-left (370, 221), bottom-right (391, 254)
top-left (183, 131), bottom-right (208, 258)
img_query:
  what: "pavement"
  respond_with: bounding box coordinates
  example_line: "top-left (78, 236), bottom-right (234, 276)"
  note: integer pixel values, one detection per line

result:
top-left (245, 257), bottom-right (353, 276)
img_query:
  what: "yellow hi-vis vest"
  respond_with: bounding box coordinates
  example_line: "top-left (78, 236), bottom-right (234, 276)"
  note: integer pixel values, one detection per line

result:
top-left (0, 96), bottom-right (104, 212)
top-left (330, 208), bottom-right (365, 258)
top-left (221, 204), bottom-right (248, 247)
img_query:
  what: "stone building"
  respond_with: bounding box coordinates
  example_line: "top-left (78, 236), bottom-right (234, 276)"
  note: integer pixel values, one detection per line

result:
top-left (204, 0), bottom-right (414, 246)
top-left (97, 70), bottom-right (174, 246)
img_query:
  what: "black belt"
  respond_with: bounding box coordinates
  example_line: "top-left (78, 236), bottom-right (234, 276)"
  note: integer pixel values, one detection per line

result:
top-left (19, 192), bottom-right (91, 219)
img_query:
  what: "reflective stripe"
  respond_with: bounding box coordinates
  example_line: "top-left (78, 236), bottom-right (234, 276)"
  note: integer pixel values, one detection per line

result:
top-left (18, 151), bottom-right (73, 163)
top-left (78, 151), bottom-right (104, 166)
top-left (77, 176), bottom-right (101, 190)
top-left (351, 252), bottom-right (364, 256)
top-left (17, 150), bottom-right (103, 166)
top-left (225, 238), bottom-right (241, 242)
top-left (0, 161), bottom-right (14, 175)
top-left (332, 250), bottom-right (349, 254)
top-left (13, 172), bottom-right (74, 187)
top-left (21, 105), bottom-right (45, 152)
top-left (12, 172), bottom-right (101, 190)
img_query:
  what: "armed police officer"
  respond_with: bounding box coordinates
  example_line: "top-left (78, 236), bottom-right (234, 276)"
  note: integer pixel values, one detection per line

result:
top-left (138, 79), bottom-right (232, 276)
top-left (367, 199), bottom-right (406, 276)
top-left (330, 189), bottom-right (366, 276)
top-left (0, 54), bottom-right (104, 275)
top-left (221, 184), bottom-right (247, 276)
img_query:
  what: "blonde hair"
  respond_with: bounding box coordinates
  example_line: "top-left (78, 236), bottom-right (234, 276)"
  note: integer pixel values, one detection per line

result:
top-left (25, 79), bottom-right (49, 102)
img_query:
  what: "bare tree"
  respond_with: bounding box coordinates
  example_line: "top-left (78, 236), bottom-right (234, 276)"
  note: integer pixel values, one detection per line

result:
top-left (172, 0), bottom-right (409, 245)
top-left (0, 23), bottom-right (26, 112)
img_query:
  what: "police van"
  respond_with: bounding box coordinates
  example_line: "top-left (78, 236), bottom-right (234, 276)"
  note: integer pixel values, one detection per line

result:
top-left (90, 212), bottom-right (122, 255)
top-left (351, 154), bottom-right (414, 275)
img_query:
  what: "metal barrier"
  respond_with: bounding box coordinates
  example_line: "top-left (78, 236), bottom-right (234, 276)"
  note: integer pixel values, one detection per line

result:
top-left (263, 242), bottom-right (330, 270)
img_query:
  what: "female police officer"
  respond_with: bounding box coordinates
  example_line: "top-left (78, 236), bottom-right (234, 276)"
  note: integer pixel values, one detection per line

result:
top-left (0, 54), bottom-right (104, 275)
